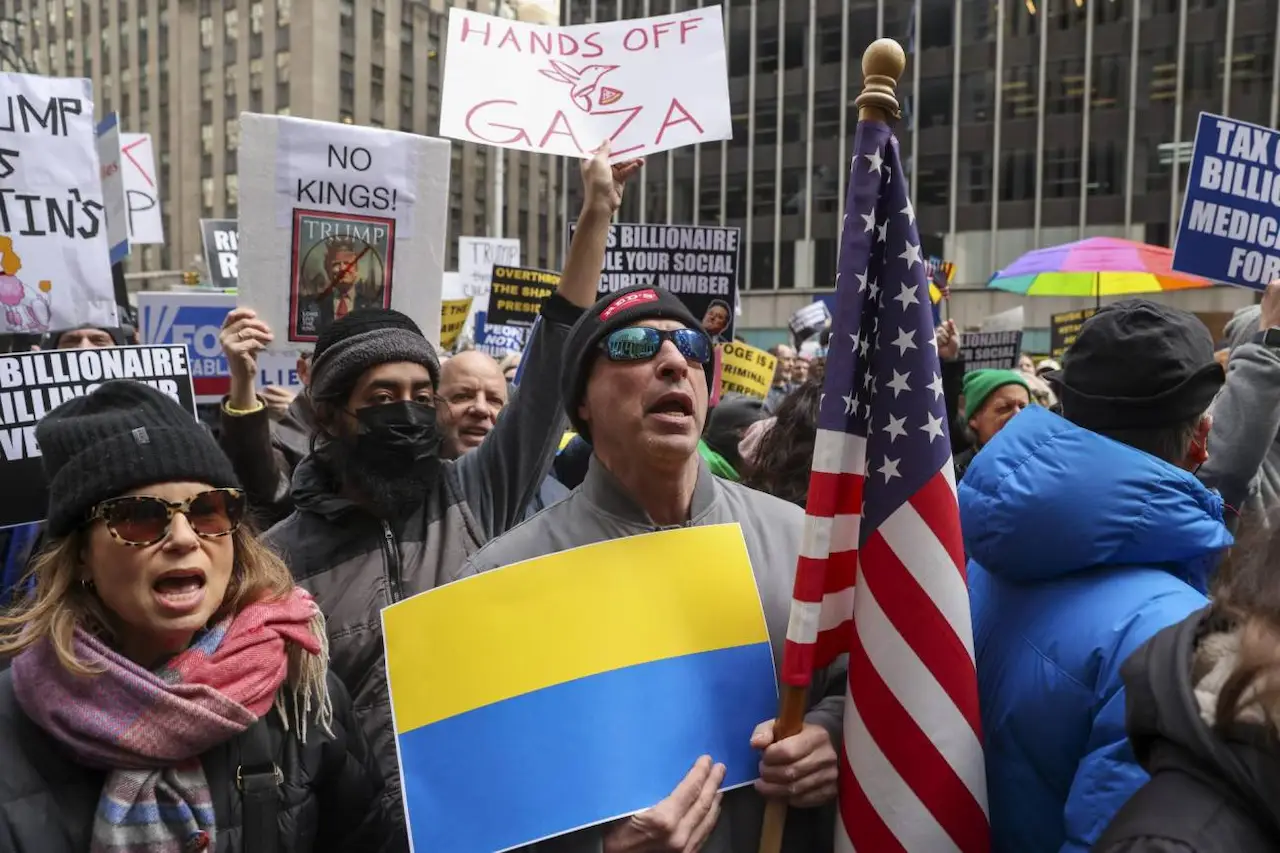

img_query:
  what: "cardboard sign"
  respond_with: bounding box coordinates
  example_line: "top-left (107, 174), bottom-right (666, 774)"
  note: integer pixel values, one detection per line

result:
top-left (0, 345), bottom-right (197, 529)
top-left (237, 113), bottom-right (450, 348)
top-left (440, 297), bottom-right (473, 352)
top-left (1175, 112), bottom-right (1280, 290)
top-left (136, 290), bottom-right (303, 404)
top-left (384, 525), bottom-right (776, 853)
top-left (1049, 308), bottom-right (1098, 357)
top-left (201, 219), bottom-right (239, 289)
top-left (487, 265), bottom-right (558, 329)
top-left (439, 8), bottom-right (731, 160)
top-left (1, 72), bottom-right (119, 335)
top-left (959, 331), bottom-right (1023, 372)
top-left (120, 133), bottom-right (164, 245)
top-left (718, 341), bottom-right (776, 400)
top-left (571, 222), bottom-right (740, 342)
top-left (96, 112), bottom-right (129, 264)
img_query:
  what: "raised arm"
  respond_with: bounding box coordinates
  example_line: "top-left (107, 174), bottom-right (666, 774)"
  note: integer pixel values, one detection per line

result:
top-left (452, 144), bottom-right (644, 543)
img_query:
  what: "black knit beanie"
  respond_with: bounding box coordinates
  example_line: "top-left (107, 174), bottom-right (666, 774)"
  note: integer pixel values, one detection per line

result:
top-left (562, 285), bottom-right (714, 441)
top-left (308, 307), bottom-right (442, 403)
top-left (36, 380), bottom-right (240, 537)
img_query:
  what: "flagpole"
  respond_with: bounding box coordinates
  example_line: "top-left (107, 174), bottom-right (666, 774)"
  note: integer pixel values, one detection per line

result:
top-left (756, 36), bottom-right (906, 853)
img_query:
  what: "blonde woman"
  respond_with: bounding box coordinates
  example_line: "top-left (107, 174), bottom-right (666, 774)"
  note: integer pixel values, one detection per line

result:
top-left (0, 381), bottom-right (403, 853)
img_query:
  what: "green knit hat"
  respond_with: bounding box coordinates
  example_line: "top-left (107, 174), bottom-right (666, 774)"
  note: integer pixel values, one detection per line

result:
top-left (962, 369), bottom-right (1031, 422)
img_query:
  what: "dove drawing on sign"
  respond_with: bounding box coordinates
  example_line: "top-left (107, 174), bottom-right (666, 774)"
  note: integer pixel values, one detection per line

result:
top-left (539, 60), bottom-right (625, 113)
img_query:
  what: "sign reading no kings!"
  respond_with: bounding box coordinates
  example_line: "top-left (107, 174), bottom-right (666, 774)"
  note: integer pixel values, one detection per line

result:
top-left (0, 345), bottom-right (197, 529)
top-left (571, 222), bottom-right (742, 342)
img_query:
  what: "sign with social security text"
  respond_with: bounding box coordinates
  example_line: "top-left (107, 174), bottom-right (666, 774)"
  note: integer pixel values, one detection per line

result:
top-left (2, 72), bottom-right (119, 336)
top-left (959, 330), bottom-right (1022, 372)
top-left (439, 8), bottom-right (731, 161)
top-left (201, 219), bottom-right (239, 289)
top-left (0, 345), bottom-right (196, 529)
top-left (486, 266), bottom-right (558, 329)
top-left (237, 113), bottom-right (450, 349)
top-left (137, 291), bottom-right (303, 404)
top-left (384, 524), bottom-right (777, 853)
top-left (1175, 112), bottom-right (1280, 290)
top-left (718, 341), bottom-right (776, 400)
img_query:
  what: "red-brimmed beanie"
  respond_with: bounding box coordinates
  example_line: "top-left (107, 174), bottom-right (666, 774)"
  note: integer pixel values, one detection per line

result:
top-left (561, 285), bottom-right (713, 441)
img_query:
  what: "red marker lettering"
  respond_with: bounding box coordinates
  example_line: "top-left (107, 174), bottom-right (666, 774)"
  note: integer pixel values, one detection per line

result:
top-left (581, 31), bottom-right (605, 58)
top-left (679, 17), bottom-right (703, 42)
top-left (460, 16), bottom-right (491, 45)
top-left (497, 26), bottom-right (522, 51)
top-left (529, 29), bottom-right (554, 54)
top-left (622, 27), bottom-right (648, 51)
top-left (651, 20), bottom-right (675, 48)
top-left (464, 100), bottom-right (534, 146)
top-left (654, 98), bottom-right (704, 146)
top-left (557, 33), bottom-right (581, 56)
top-left (539, 111), bottom-right (585, 152)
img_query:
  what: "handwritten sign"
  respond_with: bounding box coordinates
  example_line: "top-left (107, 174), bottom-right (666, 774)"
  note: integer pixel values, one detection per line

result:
top-left (96, 112), bottom-right (129, 264)
top-left (459, 236), bottom-right (521, 339)
top-left (487, 265), bottom-right (558, 329)
top-left (572, 222), bottom-right (740, 342)
top-left (238, 113), bottom-right (450, 349)
top-left (0, 345), bottom-right (196, 528)
top-left (718, 341), bottom-right (776, 400)
top-left (1049, 308), bottom-right (1098, 357)
top-left (959, 331), bottom-right (1023, 372)
top-left (1, 72), bottom-right (118, 335)
top-left (440, 8), bottom-right (731, 160)
top-left (120, 133), bottom-right (164, 245)
top-left (201, 219), bottom-right (239, 289)
top-left (440, 297), bottom-right (473, 351)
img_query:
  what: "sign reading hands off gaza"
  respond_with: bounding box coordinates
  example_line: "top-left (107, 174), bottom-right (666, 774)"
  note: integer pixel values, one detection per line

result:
top-left (439, 7), bottom-right (731, 160)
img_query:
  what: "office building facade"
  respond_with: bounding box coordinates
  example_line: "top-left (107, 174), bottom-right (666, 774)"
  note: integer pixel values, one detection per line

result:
top-left (0, 0), bottom-right (565, 283)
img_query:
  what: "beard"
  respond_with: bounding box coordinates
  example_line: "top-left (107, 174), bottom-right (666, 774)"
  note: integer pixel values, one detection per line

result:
top-left (318, 437), bottom-right (439, 520)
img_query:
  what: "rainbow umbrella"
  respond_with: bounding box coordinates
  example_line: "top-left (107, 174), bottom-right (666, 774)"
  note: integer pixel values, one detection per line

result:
top-left (988, 236), bottom-right (1213, 305)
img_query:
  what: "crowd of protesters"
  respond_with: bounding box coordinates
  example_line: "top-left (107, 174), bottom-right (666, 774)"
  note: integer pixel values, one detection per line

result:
top-left (3, 144), bottom-right (1280, 853)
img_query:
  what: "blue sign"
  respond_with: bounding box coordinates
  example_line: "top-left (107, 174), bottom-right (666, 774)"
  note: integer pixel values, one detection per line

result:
top-left (135, 291), bottom-right (303, 403)
top-left (473, 310), bottom-right (527, 358)
top-left (1174, 111), bottom-right (1280, 290)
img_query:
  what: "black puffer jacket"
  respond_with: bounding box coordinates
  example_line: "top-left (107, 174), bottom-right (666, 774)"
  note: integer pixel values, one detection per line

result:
top-left (0, 669), bottom-right (406, 853)
top-left (1095, 608), bottom-right (1280, 853)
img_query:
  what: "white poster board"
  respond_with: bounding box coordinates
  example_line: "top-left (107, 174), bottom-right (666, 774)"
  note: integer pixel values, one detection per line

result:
top-left (237, 113), bottom-right (451, 349)
top-left (439, 7), bottom-right (731, 160)
top-left (458, 236), bottom-right (521, 336)
top-left (95, 112), bottom-right (129, 264)
top-left (1, 72), bottom-right (118, 335)
top-left (120, 132), bottom-right (164, 245)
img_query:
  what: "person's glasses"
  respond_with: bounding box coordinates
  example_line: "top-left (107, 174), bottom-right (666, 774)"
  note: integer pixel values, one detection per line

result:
top-left (601, 327), bottom-right (711, 364)
top-left (88, 488), bottom-right (247, 547)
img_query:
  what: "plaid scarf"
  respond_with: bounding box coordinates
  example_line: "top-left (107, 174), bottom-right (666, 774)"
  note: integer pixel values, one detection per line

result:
top-left (11, 588), bottom-right (324, 853)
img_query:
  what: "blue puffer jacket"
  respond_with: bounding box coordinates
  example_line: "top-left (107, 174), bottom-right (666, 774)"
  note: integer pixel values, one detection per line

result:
top-left (958, 406), bottom-right (1232, 853)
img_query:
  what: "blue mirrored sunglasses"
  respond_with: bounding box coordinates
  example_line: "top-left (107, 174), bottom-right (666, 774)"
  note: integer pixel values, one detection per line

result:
top-left (601, 327), bottom-right (712, 364)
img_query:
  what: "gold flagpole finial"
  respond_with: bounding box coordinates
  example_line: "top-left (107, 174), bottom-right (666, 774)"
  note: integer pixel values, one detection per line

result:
top-left (856, 38), bottom-right (906, 124)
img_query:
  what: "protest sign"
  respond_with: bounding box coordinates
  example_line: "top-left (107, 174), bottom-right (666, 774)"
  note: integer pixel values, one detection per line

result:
top-left (1049, 307), bottom-right (1098, 357)
top-left (1, 72), bottom-right (119, 336)
top-left (475, 322), bottom-right (528, 358)
top-left (439, 7), bottom-right (731, 161)
top-left (201, 219), bottom-right (239, 289)
top-left (459, 236), bottom-right (521, 336)
top-left (571, 222), bottom-right (740, 342)
top-left (959, 330), bottom-right (1023, 372)
top-left (120, 133), bottom-right (164, 245)
top-left (487, 265), bottom-right (559, 329)
top-left (789, 301), bottom-right (829, 343)
top-left (238, 113), bottom-right (450, 348)
top-left (718, 341), bottom-right (776, 400)
top-left (136, 290), bottom-right (303, 404)
top-left (979, 305), bottom-right (1024, 334)
top-left (96, 112), bottom-right (129, 264)
top-left (1174, 112), bottom-right (1280, 289)
top-left (440, 297), bottom-right (473, 352)
top-left (0, 345), bottom-right (196, 529)
top-left (384, 524), bottom-right (775, 853)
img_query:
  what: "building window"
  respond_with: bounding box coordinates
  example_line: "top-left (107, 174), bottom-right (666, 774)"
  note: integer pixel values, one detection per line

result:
top-left (226, 173), bottom-right (239, 208)
top-left (201, 123), bottom-right (214, 155)
top-left (250, 1), bottom-right (263, 34)
top-left (249, 57), bottom-right (263, 91)
top-left (921, 0), bottom-right (954, 49)
top-left (200, 14), bottom-right (213, 48)
top-left (226, 117), bottom-right (240, 150)
top-left (916, 154), bottom-right (949, 207)
top-left (999, 149), bottom-right (1035, 202)
top-left (1047, 58), bottom-right (1085, 114)
top-left (814, 89), bottom-right (840, 137)
top-left (1002, 65), bottom-right (1037, 120)
top-left (277, 0), bottom-right (291, 28)
top-left (201, 176), bottom-right (215, 212)
top-left (964, 151), bottom-right (991, 204)
top-left (960, 71), bottom-right (994, 124)
top-left (753, 170), bottom-right (775, 216)
top-left (1092, 54), bottom-right (1124, 110)
top-left (200, 69), bottom-right (213, 102)
top-left (755, 100), bottom-right (777, 146)
top-left (757, 28), bottom-right (778, 75)
top-left (1044, 147), bottom-right (1081, 199)
top-left (1230, 34), bottom-right (1274, 99)
top-left (1088, 142), bottom-right (1119, 196)
top-left (749, 241), bottom-right (775, 290)
top-left (275, 50), bottom-right (290, 83)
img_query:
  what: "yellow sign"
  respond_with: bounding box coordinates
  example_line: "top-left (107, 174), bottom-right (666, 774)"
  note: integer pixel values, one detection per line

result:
top-left (718, 341), bottom-right (777, 400)
top-left (440, 297), bottom-right (473, 351)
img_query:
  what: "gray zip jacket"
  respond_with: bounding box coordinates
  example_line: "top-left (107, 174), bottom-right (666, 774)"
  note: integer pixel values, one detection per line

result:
top-left (263, 294), bottom-right (581, 833)
top-left (459, 456), bottom-right (846, 853)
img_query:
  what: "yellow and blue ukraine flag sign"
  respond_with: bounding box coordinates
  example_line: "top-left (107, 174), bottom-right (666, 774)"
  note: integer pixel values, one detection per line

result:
top-left (383, 524), bottom-right (778, 852)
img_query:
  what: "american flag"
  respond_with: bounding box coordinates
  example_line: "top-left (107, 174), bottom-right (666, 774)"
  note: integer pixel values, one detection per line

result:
top-left (780, 119), bottom-right (989, 851)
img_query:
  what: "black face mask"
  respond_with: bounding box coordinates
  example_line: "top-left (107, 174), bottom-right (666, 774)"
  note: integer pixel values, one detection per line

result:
top-left (350, 400), bottom-right (442, 473)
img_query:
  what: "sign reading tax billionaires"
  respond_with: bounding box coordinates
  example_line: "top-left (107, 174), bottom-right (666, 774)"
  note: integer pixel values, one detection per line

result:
top-left (572, 222), bottom-right (741, 343)
top-left (0, 345), bottom-right (197, 528)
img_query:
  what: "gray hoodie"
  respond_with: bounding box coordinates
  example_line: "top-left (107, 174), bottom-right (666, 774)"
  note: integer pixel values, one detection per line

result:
top-left (459, 456), bottom-right (844, 853)
top-left (1198, 305), bottom-right (1280, 526)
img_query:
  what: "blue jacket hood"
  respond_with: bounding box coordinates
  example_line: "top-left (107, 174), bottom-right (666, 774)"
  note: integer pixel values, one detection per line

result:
top-left (959, 406), bottom-right (1231, 590)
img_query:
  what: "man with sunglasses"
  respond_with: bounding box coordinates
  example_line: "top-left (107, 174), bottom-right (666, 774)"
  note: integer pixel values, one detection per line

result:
top-left (458, 285), bottom-right (844, 853)
top-left (262, 144), bottom-right (643, 836)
